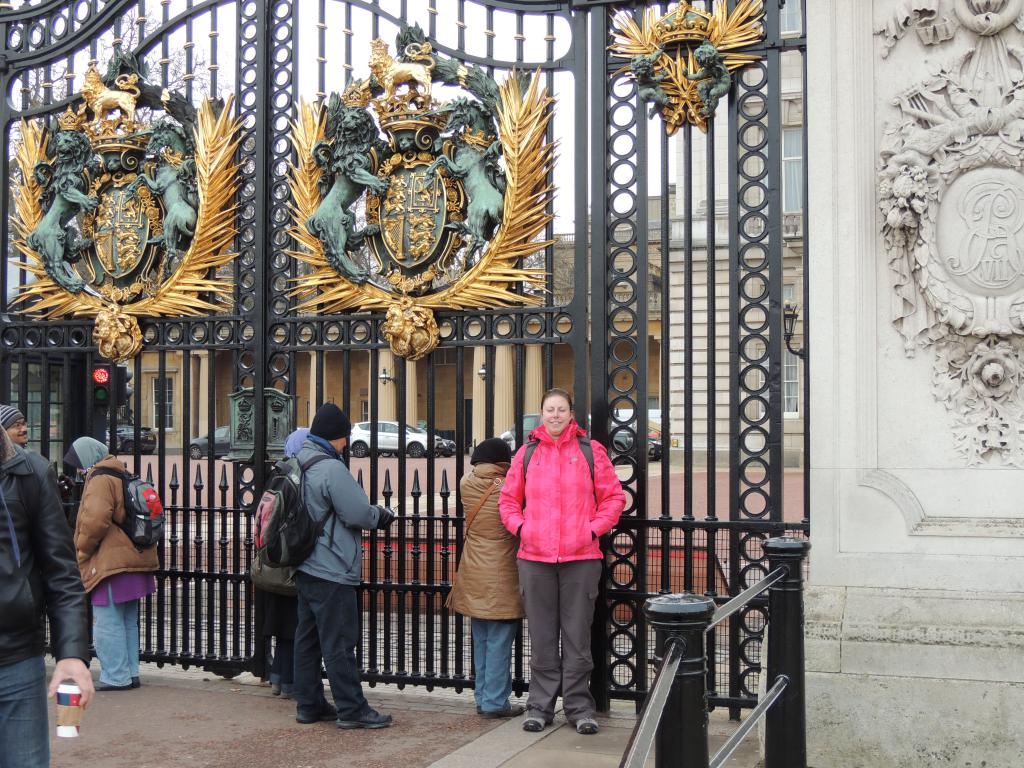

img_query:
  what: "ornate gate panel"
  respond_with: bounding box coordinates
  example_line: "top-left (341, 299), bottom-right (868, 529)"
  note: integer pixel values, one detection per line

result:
top-left (0, 0), bottom-right (808, 707)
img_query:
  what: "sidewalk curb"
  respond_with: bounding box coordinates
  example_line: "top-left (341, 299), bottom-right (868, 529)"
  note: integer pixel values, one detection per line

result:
top-left (425, 713), bottom-right (563, 768)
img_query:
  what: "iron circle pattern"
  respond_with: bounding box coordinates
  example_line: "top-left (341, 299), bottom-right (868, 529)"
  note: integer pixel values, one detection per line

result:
top-left (738, 636), bottom-right (762, 668)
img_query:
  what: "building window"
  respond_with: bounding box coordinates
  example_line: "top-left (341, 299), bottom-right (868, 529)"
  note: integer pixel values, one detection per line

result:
top-left (780, 1), bottom-right (803, 35)
top-left (153, 376), bottom-right (174, 427)
top-left (783, 350), bottom-right (800, 416)
top-left (783, 128), bottom-right (803, 213)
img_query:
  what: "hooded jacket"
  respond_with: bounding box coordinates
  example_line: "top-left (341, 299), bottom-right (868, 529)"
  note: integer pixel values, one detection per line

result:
top-left (0, 433), bottom-right (89, 665)
top-left (296, 438), bottom-right (380, 585)
top-left (446, 461), bottom-right (524, 620)
top-left (499, 421), bottom-right (625, 563)
top-left (74, 455), bottom-right (158, 593)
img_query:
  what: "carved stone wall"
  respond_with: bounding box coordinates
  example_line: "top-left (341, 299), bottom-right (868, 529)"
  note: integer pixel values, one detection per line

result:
top-left (806, 1), bottom-right (1024, 766)
top-left (876, 0), bottom-right (1024, 465)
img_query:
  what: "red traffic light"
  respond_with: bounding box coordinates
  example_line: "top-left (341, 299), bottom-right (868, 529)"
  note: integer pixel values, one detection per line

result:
top-left (92, 366), bottom-right (111, 385)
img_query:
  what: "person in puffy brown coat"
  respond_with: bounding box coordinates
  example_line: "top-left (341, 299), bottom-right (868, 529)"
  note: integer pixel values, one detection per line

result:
top-left (68, 437), bottom-right (157, 692)
top-left (446, 437), bottom-right (525, 718)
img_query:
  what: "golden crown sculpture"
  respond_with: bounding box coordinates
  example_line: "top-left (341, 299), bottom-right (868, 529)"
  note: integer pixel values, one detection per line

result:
top-left (611, 1), bottom-right (765, 134)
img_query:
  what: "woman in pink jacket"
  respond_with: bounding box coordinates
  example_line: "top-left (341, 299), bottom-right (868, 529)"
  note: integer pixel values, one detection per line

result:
top-left (499, 388), bottom-right (625, 735)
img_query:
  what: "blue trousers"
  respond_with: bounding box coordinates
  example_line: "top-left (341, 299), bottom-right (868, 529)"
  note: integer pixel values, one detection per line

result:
top-left (266, 637), bottom-right (295, 692)
top-left (92, 589), bottom-right (141, 687)
top-left (0, 656), bottom-right (49, 768)
top-left (293, 572), bottom-right (369, 720)
top-left (471, 618), bottom-right (517, 714)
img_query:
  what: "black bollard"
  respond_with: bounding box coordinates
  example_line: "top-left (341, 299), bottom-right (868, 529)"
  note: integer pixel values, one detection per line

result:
top-left (643, 593), bottom-right (717, 768)
top-left (763, 536), bottom-right (811, 768)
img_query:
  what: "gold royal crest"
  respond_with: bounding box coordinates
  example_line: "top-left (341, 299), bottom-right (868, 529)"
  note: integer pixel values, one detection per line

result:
top-left (286, 24), bottom-right (555, 360)
top-left (11, 56), bottom-right (242, 362)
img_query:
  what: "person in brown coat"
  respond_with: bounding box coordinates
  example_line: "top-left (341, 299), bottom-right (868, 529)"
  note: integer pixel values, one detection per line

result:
top-left (67, 437), bottom-right (157, 691)
top-left (447, 437), bottom-right (525, 718)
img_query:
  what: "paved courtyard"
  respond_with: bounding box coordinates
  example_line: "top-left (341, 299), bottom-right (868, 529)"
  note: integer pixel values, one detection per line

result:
top-left (49, 663), bottom-right (761, 768)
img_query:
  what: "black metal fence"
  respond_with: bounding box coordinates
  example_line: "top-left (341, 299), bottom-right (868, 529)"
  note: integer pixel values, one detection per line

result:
top-left (2, 0), bottom-right (808, 707)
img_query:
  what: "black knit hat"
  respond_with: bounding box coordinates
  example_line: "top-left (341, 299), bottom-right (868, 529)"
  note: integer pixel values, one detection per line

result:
top-left (310, 403), bottom-right (351, 441)
top-left (471, 437), bottom-right (512, 466)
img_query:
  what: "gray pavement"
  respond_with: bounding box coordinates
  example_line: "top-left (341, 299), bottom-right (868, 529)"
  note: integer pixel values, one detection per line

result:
top-left (48, 662), bottom-right (761, 767)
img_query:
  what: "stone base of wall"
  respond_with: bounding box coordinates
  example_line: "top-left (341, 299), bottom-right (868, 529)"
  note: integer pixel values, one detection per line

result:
top-left (805, 586), bottom-right (1024, 768)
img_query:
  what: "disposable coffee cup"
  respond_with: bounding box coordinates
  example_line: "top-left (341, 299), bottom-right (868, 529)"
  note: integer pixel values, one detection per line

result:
top-left (55, 683), bottom-right (83, 738)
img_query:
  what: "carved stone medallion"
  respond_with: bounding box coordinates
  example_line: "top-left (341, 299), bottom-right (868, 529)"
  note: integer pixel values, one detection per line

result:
top-left (876, 0), bottom-right (1024, 465)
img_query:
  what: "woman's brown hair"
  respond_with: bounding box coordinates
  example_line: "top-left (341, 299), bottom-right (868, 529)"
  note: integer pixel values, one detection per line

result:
top-left (540, 387), bottom-right (573, 410)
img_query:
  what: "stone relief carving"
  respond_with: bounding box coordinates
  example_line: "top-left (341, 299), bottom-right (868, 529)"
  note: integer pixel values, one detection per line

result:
top-left (932, 335), bottom-right (1024, 464)
top-left (875, 0), bottom-right (959, 56)
top-left (877, 0), bottom-right (1024, 465)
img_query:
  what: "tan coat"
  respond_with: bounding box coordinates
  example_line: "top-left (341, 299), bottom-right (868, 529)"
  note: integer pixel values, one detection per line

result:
top-left (446, 462), bottom-right (524, 620)
top-left (74, 456), bottom-right (158, 594)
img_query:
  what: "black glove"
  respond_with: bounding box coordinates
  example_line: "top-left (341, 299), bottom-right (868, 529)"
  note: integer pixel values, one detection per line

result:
top-left (375, 505), bottom-right (397, 530)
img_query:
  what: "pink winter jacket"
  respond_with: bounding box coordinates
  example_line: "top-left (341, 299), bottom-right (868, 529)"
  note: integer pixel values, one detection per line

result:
top-left (499, 421), bottom-right (626, 563)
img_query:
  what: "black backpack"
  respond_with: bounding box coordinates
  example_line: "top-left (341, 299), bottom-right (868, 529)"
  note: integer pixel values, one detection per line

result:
top-left (91, 468), bottom-right (165, 548)
top-left (253, 454), bottom-right (333, 567)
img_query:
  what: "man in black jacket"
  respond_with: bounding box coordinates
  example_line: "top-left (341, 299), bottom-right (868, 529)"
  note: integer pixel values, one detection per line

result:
top-left (1, 430), bottom-right (93, 766)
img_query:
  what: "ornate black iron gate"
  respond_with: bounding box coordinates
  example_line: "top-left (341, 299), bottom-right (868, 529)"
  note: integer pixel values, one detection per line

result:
top-left (0, 0), bottom-right (807, 709)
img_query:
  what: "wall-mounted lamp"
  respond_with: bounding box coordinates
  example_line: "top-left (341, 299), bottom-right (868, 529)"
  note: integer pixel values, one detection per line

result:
top-left (378, 367), bottom-right (395, 384)
top-left (783, 302), bottom-right (805, 359)
top-left (477, 363), bottom-right (488, 381)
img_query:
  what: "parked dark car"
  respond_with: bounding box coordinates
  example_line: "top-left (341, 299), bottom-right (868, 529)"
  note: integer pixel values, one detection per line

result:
top-left (500, 414), bottom-right (541, 451)
top-left (189, 425), bottom-right (231, 460)
top-left (109, 425), bottom-right (157, 455)
top-left (609, 410), bottom-right (663, 462)
top-left (434, 435), bottom-right (457, 457)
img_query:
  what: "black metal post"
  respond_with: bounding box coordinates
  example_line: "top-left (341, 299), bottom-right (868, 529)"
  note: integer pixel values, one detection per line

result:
top-left (764, 537), bottom-right (811, 768)
top-left (644, 594), bottom-right (717, 768)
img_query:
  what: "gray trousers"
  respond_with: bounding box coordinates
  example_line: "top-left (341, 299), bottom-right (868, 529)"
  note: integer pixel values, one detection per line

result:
top-left (517, 558), bottom-right (603, 722)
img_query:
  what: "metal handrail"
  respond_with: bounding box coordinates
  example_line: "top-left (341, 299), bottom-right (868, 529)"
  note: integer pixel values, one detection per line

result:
top-left (708, 566), bottom-right (786, 629)
top-left (708, 675), bottom-right (788, 768)
top-left (619, 639), bottom-right (685, 768)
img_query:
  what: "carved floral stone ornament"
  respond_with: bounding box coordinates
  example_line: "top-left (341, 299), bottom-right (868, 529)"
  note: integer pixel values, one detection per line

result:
top-left (609, 1), bottom-right (764, 134)
top-left (875, 0), bottom-right (1024, 465)
top-left (286, 24), bottom-right (555, 361)
top-left (11, 53), bottom-right (242, 363)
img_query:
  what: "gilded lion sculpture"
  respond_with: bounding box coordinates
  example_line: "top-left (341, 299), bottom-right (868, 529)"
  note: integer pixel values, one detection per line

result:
top-left (381, 300), bottom-right (439, 361)
top-left (82, 62), bottom-right (140, 123)
top-left (369, 39), bottom-right (435, 101)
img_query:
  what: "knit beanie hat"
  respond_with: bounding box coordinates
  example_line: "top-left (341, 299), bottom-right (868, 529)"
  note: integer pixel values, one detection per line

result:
top-left (63, 436), bottom-right (109, 471)
top-left (310, 403), bottom-right (351, 441)
top-left (0, 404), bottom-right (25, 430)
top-left (471, 437), bottom-right (512, 466)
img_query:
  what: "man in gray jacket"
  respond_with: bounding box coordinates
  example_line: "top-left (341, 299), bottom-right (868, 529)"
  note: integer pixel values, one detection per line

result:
top-left (293, 403), bottom-right (396, 729)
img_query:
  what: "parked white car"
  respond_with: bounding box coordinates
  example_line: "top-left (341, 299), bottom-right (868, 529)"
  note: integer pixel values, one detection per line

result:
top-left (348, 421), bottom-right (455, 458)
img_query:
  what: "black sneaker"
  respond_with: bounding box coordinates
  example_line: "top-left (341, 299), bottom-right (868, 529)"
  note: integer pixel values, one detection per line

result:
top-left (131, 677), bottom-right (141, 689)
top-left (482, 704), bottom-right (526, 719)
top-left (96, 682), bottom-right (133, 692)
top-left (296, 703), bottom-right (338, 724)
top-left (336, 709), bottom-right (393, 729)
